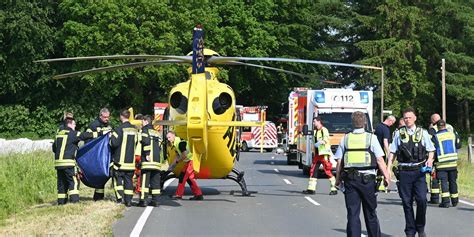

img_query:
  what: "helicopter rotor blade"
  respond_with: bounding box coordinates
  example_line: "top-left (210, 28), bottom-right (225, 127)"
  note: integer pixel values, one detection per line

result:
top-left (222, 61), bottom-right (340, 84)
top-left (35, 55), bottom-right (192, 63)
top-left (208, 56), bottom-right (382, 70)
top-left (52, 59), bottom-right (186, 80)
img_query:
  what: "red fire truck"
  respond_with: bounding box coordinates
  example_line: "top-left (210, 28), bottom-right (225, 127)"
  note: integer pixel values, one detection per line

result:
top-left (237, 106), bottom-right (278, 152)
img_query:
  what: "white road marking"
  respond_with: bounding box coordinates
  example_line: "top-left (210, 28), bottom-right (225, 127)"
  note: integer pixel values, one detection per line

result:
top-left (459, 199), bottom-right (474, 206)
top-left (274, 168), bottom-right (279, 173)
top-left (270, 161), bottom-right (274, 165)
top-left (130, 207), bottom-right (153, 237)
top-left (304, 196), bottom-right (320, 206)
top-left (283, 179), bottom-right (292, 185)
top-left (130, 178), bottom-right (175, 237)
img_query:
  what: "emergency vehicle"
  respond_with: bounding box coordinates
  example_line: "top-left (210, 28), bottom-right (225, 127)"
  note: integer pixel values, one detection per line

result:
top-left (237, 106), bottom-right (278, 152)
top-left (153, 102), bottom-right (168, 132)
top-left (287, 88), bottom-right (373, 175)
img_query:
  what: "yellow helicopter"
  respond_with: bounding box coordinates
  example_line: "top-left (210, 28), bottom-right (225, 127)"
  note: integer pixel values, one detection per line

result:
top-left (36, 25), bottom-right (380, 195)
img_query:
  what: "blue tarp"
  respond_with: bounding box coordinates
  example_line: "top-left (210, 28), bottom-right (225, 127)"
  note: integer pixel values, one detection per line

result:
top-left (76, 134), bottom-right (111, 188)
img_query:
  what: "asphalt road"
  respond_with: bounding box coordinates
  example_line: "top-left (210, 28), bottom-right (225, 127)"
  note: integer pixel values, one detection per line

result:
top-left (113, 151), bottom-right (474, 237)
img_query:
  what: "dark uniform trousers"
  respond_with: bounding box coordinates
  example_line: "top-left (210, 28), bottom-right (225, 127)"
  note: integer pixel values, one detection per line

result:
top-left (399, 170), bottom-right (427, 236)
top-left (437, 168), bottom-right (458, 205)
top-left (140, 170), bottom-right (161, 202)
top-left (430, 173), bottom-right (440, 203)
top-left (343, 174), bottom-right (381, 237)
top-left (57, 167), bottom-right (79, 205)
top-left (113, 170), bottom-right (134, 204)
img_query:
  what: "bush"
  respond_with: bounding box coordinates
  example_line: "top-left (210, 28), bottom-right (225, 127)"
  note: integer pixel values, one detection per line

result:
top-left (0, 104), bottom-right (113, 139)
top-left (0, 151), bottom-right (56, 222)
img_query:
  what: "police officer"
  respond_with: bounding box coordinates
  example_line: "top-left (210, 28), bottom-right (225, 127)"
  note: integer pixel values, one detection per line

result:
top-left (166, 131), bottom-right (203, 200)
top-left (110, 109), bottom-right (138, 207)
top-left (138, 115), bottom-right (166, 207)
top-left (303, 117), bottom-right (337, 195)
top-left (86, 107), bottom-right (112, 201)
top-left (52, 118), bottom-right (94, 205)
top-left (387, 108), bottom-right (435, 237)
top-left (428, 113), bottom-right (460, 204)
top-left (334, 111), bottom-right (390, 237)
top-left (432, 119), bottom-right (460, 208)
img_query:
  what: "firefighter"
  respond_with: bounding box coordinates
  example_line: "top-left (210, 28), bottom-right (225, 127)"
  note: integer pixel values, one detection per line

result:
top-left (303, 117), bottom-right (337, 195)
top-left (428, 113), bottom-right (460, 204)
top-left (52, 118), bottom-right (94, 205)
top-left (138, 115), bottom-right (166, 207)
top-left (57, 111), bottom-right (74, 131)
top-left (432, 119), bottom-right (460, 208)
top-left (334, 111), bottom-right (390, 237)
top-left (86, 107), bottom-right (112, 201)
top-left (110, 109), bottom-right (138, 207)
top-left (134, 113), bottom-right (144, 194)
top-left (387, 108), bottom-right (435, 237)
top-left (166, 131), bottom-right (203, 200)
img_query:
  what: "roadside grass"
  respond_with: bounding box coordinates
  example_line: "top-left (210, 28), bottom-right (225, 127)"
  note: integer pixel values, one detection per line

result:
top-left (457, 148), bottom-right (474, 200)
top-left (0, 151), bottom-right (124, 235)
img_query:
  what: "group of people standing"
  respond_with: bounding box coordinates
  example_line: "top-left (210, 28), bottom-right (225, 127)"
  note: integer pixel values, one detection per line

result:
top-left (304, 108), bottom-right (461, 237)
top-left (52, 108), bottom-right (203, 207)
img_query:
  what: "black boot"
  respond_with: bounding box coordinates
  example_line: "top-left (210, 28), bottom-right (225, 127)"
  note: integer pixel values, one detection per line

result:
top-left (439, 202), bottom-right (450, 208)
top-left (138, 201), bottom-right (147, 207)
top-left (189, 195), bottom-right (204, 200)
top-left (302, 190), bottom-right (315, 195)
top-left (451, 197), bottom-right (459, 207)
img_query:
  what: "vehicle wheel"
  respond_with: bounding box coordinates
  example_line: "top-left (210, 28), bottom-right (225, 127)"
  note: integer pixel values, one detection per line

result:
top-left (265, 148), bottom-right (273, 153)
top-left (297, 153), bottom-right (303, 168)
top-left (241, 142), bottom-right (249, 152)
top-left (287, 153), bottom-right (296, 165)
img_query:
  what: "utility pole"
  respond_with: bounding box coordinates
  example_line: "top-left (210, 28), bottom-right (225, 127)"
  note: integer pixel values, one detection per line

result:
top-left (441, 59), bottom-right (446, 121)
top-left (381, 67), bottom-right (384, 122)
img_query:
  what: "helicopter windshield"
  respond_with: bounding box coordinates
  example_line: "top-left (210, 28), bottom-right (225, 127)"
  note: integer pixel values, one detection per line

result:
top-left (317, 112), bottom-right (372, 133)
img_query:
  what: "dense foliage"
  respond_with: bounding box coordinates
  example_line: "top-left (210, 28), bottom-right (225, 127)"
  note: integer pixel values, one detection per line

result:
top-left (0, 1), bottom-right (472, 138)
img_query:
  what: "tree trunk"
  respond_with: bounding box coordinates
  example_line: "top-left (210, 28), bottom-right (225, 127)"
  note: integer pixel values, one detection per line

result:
top-left (457, 102), bottom-right (464, 130)
top-left (464, 99), bottom-right (470, 134)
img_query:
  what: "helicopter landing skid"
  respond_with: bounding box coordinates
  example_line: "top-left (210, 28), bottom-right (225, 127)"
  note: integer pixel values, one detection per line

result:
top-left (227, 168), bottom-right (257, 196)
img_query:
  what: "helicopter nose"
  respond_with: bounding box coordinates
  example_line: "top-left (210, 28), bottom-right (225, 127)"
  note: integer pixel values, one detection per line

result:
top-left (170, 91), bottom-right (188, 114)
top-left (212, 92), bottom-right (232, 115)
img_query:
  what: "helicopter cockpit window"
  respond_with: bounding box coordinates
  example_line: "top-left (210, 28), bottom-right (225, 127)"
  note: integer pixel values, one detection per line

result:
top-left (205, 71), bottom-right (212, 79)
top-left (170, 92), bottom-right (188, 114)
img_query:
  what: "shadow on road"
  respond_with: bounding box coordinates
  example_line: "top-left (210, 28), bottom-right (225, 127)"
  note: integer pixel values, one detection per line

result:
top-left (253, 159), bottom-right (287, 166)
top-left (377, 198), bottom-right (402, 206)
top-left (332, 228), bottom-right (394, 237)
top-left (456, 207), bottom-right (474, 212)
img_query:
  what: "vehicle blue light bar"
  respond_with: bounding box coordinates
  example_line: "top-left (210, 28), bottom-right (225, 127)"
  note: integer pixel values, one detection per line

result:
top-left (315, 91), bottom-right (325, 103)
top-left (360, 91), bottom-right (369, 104)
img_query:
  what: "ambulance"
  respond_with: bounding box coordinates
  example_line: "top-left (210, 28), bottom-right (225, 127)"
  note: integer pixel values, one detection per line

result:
top-left (237, 106), bottom-right (278, 152)
top-left (287, 88), bottom-right (373, 175)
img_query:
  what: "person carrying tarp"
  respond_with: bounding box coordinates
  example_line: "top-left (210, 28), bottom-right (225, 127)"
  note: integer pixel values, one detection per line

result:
top-left (110, 109), bottom-right (138, 207)
top-left (52, 117), bottom-right (95, 205)
top-left (86, 107), bottom-right (113, 201)
top-left (138, 115), bottom-right (166, 207)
